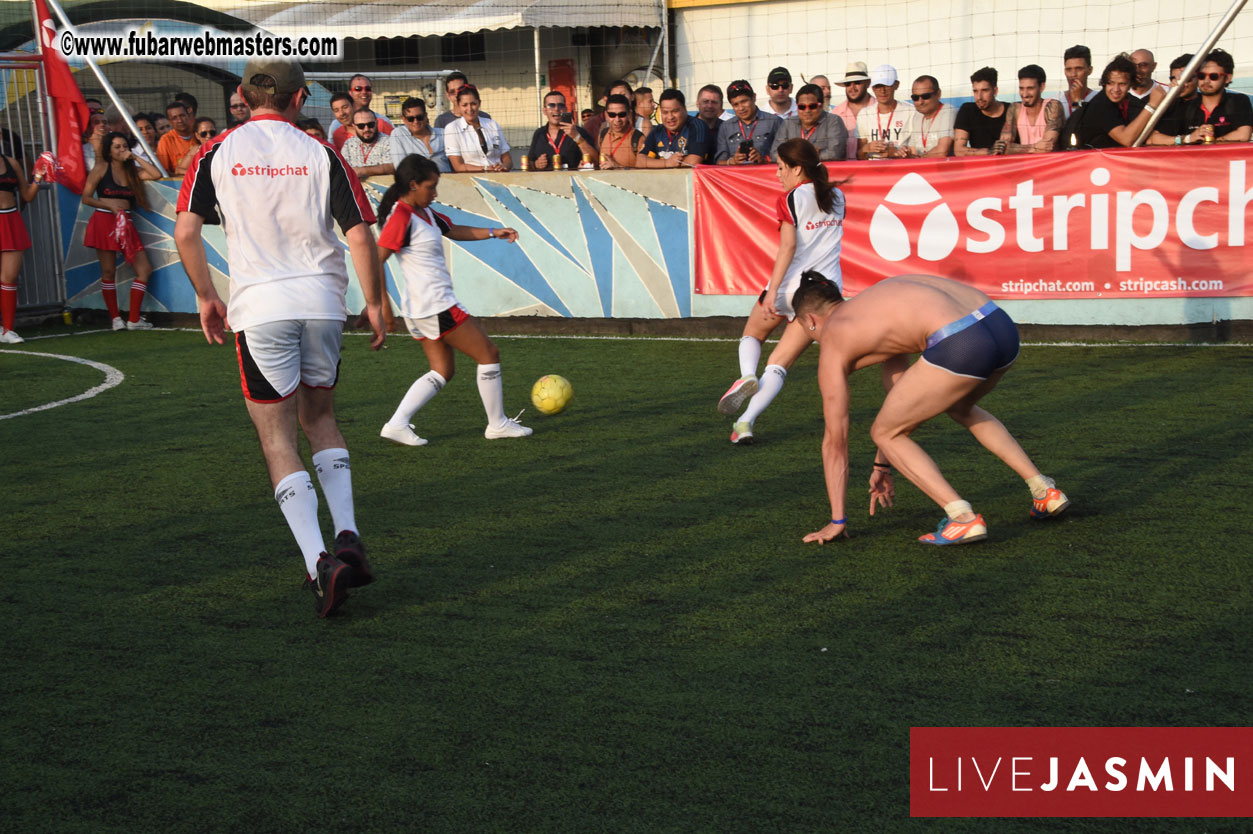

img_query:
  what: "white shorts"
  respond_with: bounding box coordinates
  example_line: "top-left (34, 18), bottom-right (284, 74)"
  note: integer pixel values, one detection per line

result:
top-left (404, 303), bottom-right (470, 341)
top-left (235, 319), bottom-right (343, 402)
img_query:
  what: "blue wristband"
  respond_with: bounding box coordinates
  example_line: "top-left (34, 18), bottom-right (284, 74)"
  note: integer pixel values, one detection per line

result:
top-left (831, 517), bottom-right (846, 526)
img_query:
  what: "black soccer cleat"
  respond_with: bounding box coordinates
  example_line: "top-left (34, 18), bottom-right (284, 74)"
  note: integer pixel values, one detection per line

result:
top-left (305, 553), bottom-right (352, 618)
top-left (334, 530), bottom-right (374, 587)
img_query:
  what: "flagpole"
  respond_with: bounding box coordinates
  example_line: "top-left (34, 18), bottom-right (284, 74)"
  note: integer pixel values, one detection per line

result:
top-left (39, 0), bottom-right (166, 175)
top-left (28, 0), bottom-right (56, 155)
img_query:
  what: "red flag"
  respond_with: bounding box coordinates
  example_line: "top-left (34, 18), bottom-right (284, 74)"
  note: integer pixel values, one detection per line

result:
top-left (32, 0), bottom-right (89, 192)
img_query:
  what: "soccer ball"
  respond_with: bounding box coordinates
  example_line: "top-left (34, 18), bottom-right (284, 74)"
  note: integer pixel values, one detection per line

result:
top-left (531, 374), bottom-right (572, 415)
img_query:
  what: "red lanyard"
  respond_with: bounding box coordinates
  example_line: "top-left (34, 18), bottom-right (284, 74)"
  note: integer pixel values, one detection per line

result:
top-left (361, 142), bottom-right (378, 164)
top-left (547, 130), bottom-right (567, 156)
top-left (921, 103), bottom-right (943, 149)
top-left (801, 122), bottom-right (818, 142)
top-left (877, 103), bottom-right (897, 140)
top-left (737, 118), bottom-right (757, 141)
top-left (606, 130), bottom-right (632, 159)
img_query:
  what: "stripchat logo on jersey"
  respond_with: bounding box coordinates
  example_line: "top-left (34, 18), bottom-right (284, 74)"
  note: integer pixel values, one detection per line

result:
top-left (866, 162), bottom-right (1253, 272)
top-left (231, 162), bottom-right (310, 177)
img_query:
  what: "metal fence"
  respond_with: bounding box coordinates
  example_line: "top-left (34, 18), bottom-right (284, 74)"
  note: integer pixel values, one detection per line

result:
top-left (0, 57), bottom-right (63, 314)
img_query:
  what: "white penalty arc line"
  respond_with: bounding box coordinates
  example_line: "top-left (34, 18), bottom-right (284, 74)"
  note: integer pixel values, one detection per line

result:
top-left (0, 350), bottom-right (125, 421)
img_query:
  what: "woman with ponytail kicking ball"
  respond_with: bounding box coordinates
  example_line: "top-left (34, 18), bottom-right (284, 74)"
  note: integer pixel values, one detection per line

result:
top-left (376, 154), bottom-right (531, 446)
top-left (716, 138), bottom-right (846, 444)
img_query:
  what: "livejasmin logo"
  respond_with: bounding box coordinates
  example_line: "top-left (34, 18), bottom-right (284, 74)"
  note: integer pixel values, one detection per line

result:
top-left (869, 163), bottom-right (1253, 271)
top-left (928, 754), bottom-right (1235, 793)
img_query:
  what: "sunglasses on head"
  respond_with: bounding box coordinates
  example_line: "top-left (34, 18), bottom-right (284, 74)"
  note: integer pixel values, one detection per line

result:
top-left (606, 110), bottom-right (629, 118)
top-left (768, 82), bottom-right (789, 90)
top-left (796, 103), bottom-right (822, 110)
top-left (352, 85), bottom-right (372, 92)
top-left (911, 92), bottom-right (936, 101)
top-left (1200, 72), bottom-right (1226, 81)
top-left (355, 121), bottom-right (376, 130)
top-left (404, 114), bottom-right (427, 122)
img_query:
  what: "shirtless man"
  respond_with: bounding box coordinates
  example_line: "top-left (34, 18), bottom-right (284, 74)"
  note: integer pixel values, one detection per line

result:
top-left (791, 273), bottom-right (1070, 546)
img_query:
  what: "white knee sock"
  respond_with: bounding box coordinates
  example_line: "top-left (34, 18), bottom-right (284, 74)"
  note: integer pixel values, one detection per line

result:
top-left (388, 370), bottom-right (445, 427)
top-left (738, 336), bottom-right (762, 379)
top-left (274, 471), bottom-right (324, 578)
top-left (312, 447), bottom-right (357, 536)
top-left (477, 363), bottom-right (506, 427)
top-left (740, 364), bottom-right (787, 425)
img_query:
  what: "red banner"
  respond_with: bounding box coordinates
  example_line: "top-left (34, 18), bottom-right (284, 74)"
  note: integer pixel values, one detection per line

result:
top-left (33, 0), bottom-right (89, 193)
top-left (911, 727), bottom-right (1253, 817)
top-left (693, 146), bottom-right (1253, 299)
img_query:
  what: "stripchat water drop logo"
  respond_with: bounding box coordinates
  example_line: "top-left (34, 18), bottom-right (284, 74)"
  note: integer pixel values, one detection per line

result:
top-left (869, 173), bottom-right (960, 262)
top-left (231, 163), bottom-right (246, 176)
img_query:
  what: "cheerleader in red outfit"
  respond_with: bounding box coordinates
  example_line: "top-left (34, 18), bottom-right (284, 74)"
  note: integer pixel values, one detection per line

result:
top-left (0, 154), bottom-right (45, 344)
top-left (81, 132), bottom-right (162, 330)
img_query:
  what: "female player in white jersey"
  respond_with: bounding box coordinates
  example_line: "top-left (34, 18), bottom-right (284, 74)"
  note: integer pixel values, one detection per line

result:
top-left (716, 138), bottom-right (846, 444)
top-left (376, 154), bottom-right (532, 445)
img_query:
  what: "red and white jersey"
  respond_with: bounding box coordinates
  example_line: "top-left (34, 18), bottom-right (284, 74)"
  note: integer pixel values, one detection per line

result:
top-left (177, 114), bottom-right (376, 331)
top-left (377, 201), bottom-right (459, 319)
top-left (772, 181), bottom-right (845, 303)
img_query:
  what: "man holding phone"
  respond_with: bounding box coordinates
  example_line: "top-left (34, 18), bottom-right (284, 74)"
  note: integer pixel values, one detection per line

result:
top-left (715, 80), bottom-right (781, 164)
top-left (527, 90), bottom-right (597, 170)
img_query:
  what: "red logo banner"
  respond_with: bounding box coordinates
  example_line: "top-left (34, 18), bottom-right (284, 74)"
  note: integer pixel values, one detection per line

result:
top-left (910, 727), bottom-right (1253, 817)
top-left (33, 0), bottom-right (89, 193)
top-left (693, 147), bottom-right (1253, 300)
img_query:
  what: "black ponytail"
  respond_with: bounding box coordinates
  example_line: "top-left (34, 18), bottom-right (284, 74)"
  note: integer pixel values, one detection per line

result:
top-left (378, 153), bottom-right (440, 229)
top-left (776, 137), bottom-right (847, 215)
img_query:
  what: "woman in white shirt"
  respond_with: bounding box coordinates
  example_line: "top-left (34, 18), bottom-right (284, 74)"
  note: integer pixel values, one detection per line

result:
top-left (444, 85), bottom-right (513, 172)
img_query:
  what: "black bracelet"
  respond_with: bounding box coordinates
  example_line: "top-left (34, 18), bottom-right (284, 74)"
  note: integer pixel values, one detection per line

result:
top-left (873, 461), bottom-right (891, 470)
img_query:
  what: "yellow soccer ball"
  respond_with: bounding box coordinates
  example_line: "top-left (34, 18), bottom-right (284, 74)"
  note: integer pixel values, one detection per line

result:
top-left (531, 374), bottom-right (573, 415)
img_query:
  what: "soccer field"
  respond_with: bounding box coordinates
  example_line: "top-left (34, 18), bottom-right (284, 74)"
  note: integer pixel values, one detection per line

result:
top-left (3, 326), bottom-right (1251, 833)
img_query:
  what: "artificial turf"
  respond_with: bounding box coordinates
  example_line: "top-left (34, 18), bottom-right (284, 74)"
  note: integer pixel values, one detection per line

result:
top-left (2, 325), bottom-right (1250, 833)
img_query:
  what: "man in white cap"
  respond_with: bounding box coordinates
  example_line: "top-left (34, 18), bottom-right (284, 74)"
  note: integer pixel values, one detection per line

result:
top-left (831, 61), bottom-right (872, 160)
top-left (174, 58), bottom-right (386, 619)
top-left (856, 64), bottom-right (916, 159)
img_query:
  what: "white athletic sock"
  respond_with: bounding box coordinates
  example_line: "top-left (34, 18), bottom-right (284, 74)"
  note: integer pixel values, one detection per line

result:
top-left (738, 336), bottom-right (762, 379)
top-left (477, 363), bottom-right (506, 427)
top-left (1025, 474), bottom-right (1056, 500)
top-left (312, 448), bottom-right (357, 536)
top-left (944, 499), bottom-right (975, 522)
top-left (274, 471), bottom-right (324, 578)
top-left (739, 364), bottom-right (787, 425)
top-left (388, 370), bottom-right (445, 427)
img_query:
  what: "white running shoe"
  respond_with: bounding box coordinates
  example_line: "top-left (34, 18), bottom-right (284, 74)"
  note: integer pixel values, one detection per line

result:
top-left (0, 329), bottom-right (24, 344)
top-left (111, 316), bottom-right (126, 331)
top-left (126, 317), bottom-right (154, 330)
top-left (485, 418), bottom-right (533, 439)
top-left (380, 423), bottom-right (428, 446)
top-left (717, 375), bottom-right (758, 416)
top-left (730, 421), bottom-right (754, 445)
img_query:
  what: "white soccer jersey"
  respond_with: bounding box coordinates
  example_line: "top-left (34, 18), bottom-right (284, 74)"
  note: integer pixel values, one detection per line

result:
top-left (771, 181), bottom-right (845, 316)
top-left (177, 114), bottom-right (375, 332)
top-left (377, 201), bottom-right (459, 319)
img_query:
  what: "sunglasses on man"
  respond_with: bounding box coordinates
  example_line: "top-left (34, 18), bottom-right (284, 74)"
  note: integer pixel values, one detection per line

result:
top-left (768, 82), bottom-right (790, 90)
top-left (404, 114), bottom-right (427, 122)
top-left (197, 129), bottom-right (215, 138)
top-left (911, 91), bottom-right (936, 101)
top-left (796, 103), bottom-right (823, 111)
top-left (606, 110), bottom-right (629, 118)
top-left (352, 85), bottom-right (372, 92)
top-left (355, 121), bottom-right (376, 130)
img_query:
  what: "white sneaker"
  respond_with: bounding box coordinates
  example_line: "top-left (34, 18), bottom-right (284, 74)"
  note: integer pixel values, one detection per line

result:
top-left (111, 316), bottom-right (126, 331)
top-left (380, 423), bottom-right (428, 446)
top-left (485, 418), bottom-right (533, 439)
top-left (730, 421), bottom-right (755, 445)
top-left (0, 328), bottom-right (23, 344)
top-left (126, 317), bottom-right (154, 330)
top-left (717, 375), bottom-right (758, 415)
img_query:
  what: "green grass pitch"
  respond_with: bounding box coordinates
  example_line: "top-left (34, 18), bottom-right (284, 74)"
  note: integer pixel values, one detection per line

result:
top-left (2, 326), bottom-right (1250, 833)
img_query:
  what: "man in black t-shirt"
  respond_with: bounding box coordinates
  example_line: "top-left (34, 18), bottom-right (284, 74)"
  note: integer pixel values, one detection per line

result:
top-left (1077, 54), bottom-right (1165, 148)
top-left (527, 90), bottom-right (597, 170)
top-left (1149, 49), bottom-right (1252, 145)
top-left (954, 67), bottom-right (1008, 155)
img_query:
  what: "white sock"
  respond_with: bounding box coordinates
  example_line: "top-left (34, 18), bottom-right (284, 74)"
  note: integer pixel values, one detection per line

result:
top-left (738, 336), bottom-right (762, 379)
top-left (477, 363), bottom-right (506, 427)
top-left (312, 448), bottom-right (357, 536)
top-left (1025, 474), bottom-right (1056, 500)
top-left (740, 364), bottom-right (787, 424)
top-left (388, 370), bottom-right (445, 427)
top-left (944, 499), bottom-right (975, 522)
top-left (274, 471), bottom-right (324, 577)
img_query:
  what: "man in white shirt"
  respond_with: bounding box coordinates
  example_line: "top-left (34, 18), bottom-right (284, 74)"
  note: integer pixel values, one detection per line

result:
top-left (856, 64), bottom-right (916, 158)
top-left (174, 58), bottom-right (386, 619)
top-left (1130, 49), bottom-right (1169, 99)
top-left (341, 107), bottom-right (394, 181)
top-left (903, 75), bottom-right (955, 157)
top-left (390, 97), bottom-right (450, 173)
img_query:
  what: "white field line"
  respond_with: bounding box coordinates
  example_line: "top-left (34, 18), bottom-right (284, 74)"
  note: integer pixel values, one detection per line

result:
top-left (0, 350), bottom-right (125, 421)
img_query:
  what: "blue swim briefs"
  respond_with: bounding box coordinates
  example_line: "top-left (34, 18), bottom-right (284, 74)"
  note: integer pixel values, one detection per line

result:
top-left (919, 302), bottom-right (1020, 380)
